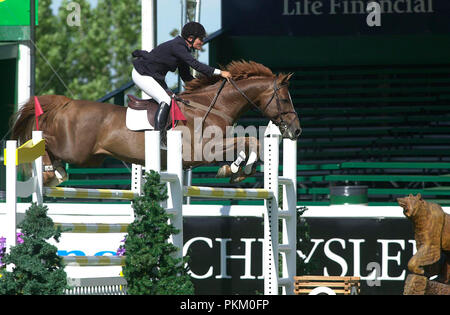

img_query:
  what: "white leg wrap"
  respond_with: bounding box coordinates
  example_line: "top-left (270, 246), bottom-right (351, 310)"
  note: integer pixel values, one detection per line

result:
top-left (231, 151), bottom-right (246, 173)
top-left (244, 151), bottom-right (258, 175)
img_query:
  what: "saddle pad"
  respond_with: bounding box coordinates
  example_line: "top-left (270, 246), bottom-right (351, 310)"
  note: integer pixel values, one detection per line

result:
top-left (126, 107), bottom-right (154, 131)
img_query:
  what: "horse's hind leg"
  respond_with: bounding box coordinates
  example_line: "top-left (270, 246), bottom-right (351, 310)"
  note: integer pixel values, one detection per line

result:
top-left (42, 152), bottom-right (68, 187)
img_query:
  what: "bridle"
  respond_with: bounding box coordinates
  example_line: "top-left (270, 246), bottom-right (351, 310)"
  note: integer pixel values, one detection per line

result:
top-left (197, 77), bottom-right (298, 136)
top-left (228, 78), bottom-right (298, 132)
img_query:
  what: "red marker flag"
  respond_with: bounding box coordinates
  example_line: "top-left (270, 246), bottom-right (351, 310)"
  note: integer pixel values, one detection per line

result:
top-left (171, 98), bottom-right (187, 129)
top-left (34, 96), bottom-right (44, 130)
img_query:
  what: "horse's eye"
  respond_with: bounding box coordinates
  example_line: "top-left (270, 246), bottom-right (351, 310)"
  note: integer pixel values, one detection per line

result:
top-left (281, 98), bottom-right (290, 103)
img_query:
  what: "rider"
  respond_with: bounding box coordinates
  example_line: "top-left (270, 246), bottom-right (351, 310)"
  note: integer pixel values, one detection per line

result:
top-left (131, 21), bottom-right (232, 130)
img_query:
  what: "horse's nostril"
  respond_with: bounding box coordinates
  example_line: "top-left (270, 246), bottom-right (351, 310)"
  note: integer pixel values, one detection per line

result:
top-left (295, 129), bottom-right (302, 136)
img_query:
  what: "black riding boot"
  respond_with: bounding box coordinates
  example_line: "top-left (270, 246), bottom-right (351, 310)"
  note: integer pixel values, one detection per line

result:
top-left (154, 101), bottom-right (171, 131)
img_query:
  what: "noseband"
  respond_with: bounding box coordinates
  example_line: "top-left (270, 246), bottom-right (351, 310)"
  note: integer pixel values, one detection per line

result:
top-left (228, 78), bottom-right (297, 132)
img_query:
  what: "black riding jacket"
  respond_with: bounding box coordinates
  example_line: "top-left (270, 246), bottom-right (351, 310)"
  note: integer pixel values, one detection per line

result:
top-left (132, 36), bottom-right (216, 90)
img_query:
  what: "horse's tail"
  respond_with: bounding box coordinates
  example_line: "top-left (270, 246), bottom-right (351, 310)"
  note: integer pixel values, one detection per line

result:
top-left (10, 98), bottom-right (36, 145)
top-left (11, 95), bottom-right (72, 145)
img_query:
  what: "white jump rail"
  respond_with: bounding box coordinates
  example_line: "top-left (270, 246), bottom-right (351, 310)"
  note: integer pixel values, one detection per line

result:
top-left (43, 187), bottom-right (139, 200)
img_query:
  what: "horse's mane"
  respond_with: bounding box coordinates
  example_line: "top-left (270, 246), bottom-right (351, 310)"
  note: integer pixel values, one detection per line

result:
top-left (182, 60), bottom-right (275, 94)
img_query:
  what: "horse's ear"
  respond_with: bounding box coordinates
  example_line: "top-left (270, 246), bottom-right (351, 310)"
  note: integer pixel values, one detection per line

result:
top-left (278, 72), bottom-right (294, 84)
top-left (286, 72), bottom-right (294, 81)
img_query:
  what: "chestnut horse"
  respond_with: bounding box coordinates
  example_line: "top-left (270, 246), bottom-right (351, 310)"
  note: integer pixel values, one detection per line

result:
top-left (11, 61), bottom-right (301, 186)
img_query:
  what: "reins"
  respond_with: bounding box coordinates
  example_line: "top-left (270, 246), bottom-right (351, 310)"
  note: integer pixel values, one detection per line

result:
top-left (196, 78), bottom-right (228, 134)
top-left (196, 76), bottom-right (297, 137)
top-left (228, 78), bottom-right (297, 130)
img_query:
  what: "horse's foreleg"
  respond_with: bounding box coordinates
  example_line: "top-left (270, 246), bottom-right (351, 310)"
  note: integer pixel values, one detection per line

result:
top-left (243, 145), bottom-right (258, 175)
top-left (231, 150), bottom-right (246, 174)
top-left (232, 136), bottom-right (259, 183)
top-left (215, 136), bottom-right (260, 183)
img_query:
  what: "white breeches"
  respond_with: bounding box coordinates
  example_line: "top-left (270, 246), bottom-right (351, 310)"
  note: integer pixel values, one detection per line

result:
top-left (131, 68), bottom-right (171, 104)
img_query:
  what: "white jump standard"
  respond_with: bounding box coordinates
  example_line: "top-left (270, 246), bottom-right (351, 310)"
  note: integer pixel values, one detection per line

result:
top-left (146, 127), bottom-right (298, 295)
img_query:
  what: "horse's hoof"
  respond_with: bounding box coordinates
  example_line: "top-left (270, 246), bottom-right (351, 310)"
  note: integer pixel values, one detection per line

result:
top-left (55, 166), bottom-right (68, 183)
top-left (216, 165), bottom-right (232, 178)
top-left (43, 174), bottom-right (60, 187)
top-left (230, 176), bottom-right (246, 183)
top-left (230, 172), bottom-right (246, 183)
top-left (244, 164), bottom-right (257, 176)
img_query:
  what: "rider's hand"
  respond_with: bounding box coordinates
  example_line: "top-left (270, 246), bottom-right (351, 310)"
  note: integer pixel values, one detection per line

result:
top-left (220, 70), bottom-right (232, 81)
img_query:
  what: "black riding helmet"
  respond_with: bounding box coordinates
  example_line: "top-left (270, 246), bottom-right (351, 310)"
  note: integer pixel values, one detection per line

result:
top-left (181, 22), bottom-right (206, 42)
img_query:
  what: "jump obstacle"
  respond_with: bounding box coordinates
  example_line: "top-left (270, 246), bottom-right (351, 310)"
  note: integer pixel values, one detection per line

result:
top-left (3, 126), bottom-right (297, 295)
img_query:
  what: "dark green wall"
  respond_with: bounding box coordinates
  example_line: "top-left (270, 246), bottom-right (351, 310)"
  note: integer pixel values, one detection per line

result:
top-left (0, 58), bottom-right (16, 139)
top-left (0, 49), bottom-right (17, 193)
top-left (210, 34), bottom-right (450, 69)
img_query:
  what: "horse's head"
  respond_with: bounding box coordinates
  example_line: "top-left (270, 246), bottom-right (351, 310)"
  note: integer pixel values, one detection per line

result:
top-left (256, 73), bottom-right (302, 140)
top-left (182, 61), bottom-right (302, 140)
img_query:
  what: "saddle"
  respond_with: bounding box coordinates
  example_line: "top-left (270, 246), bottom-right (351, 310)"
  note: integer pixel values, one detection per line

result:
top-left (127, 94), bottom-right (173, 131)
